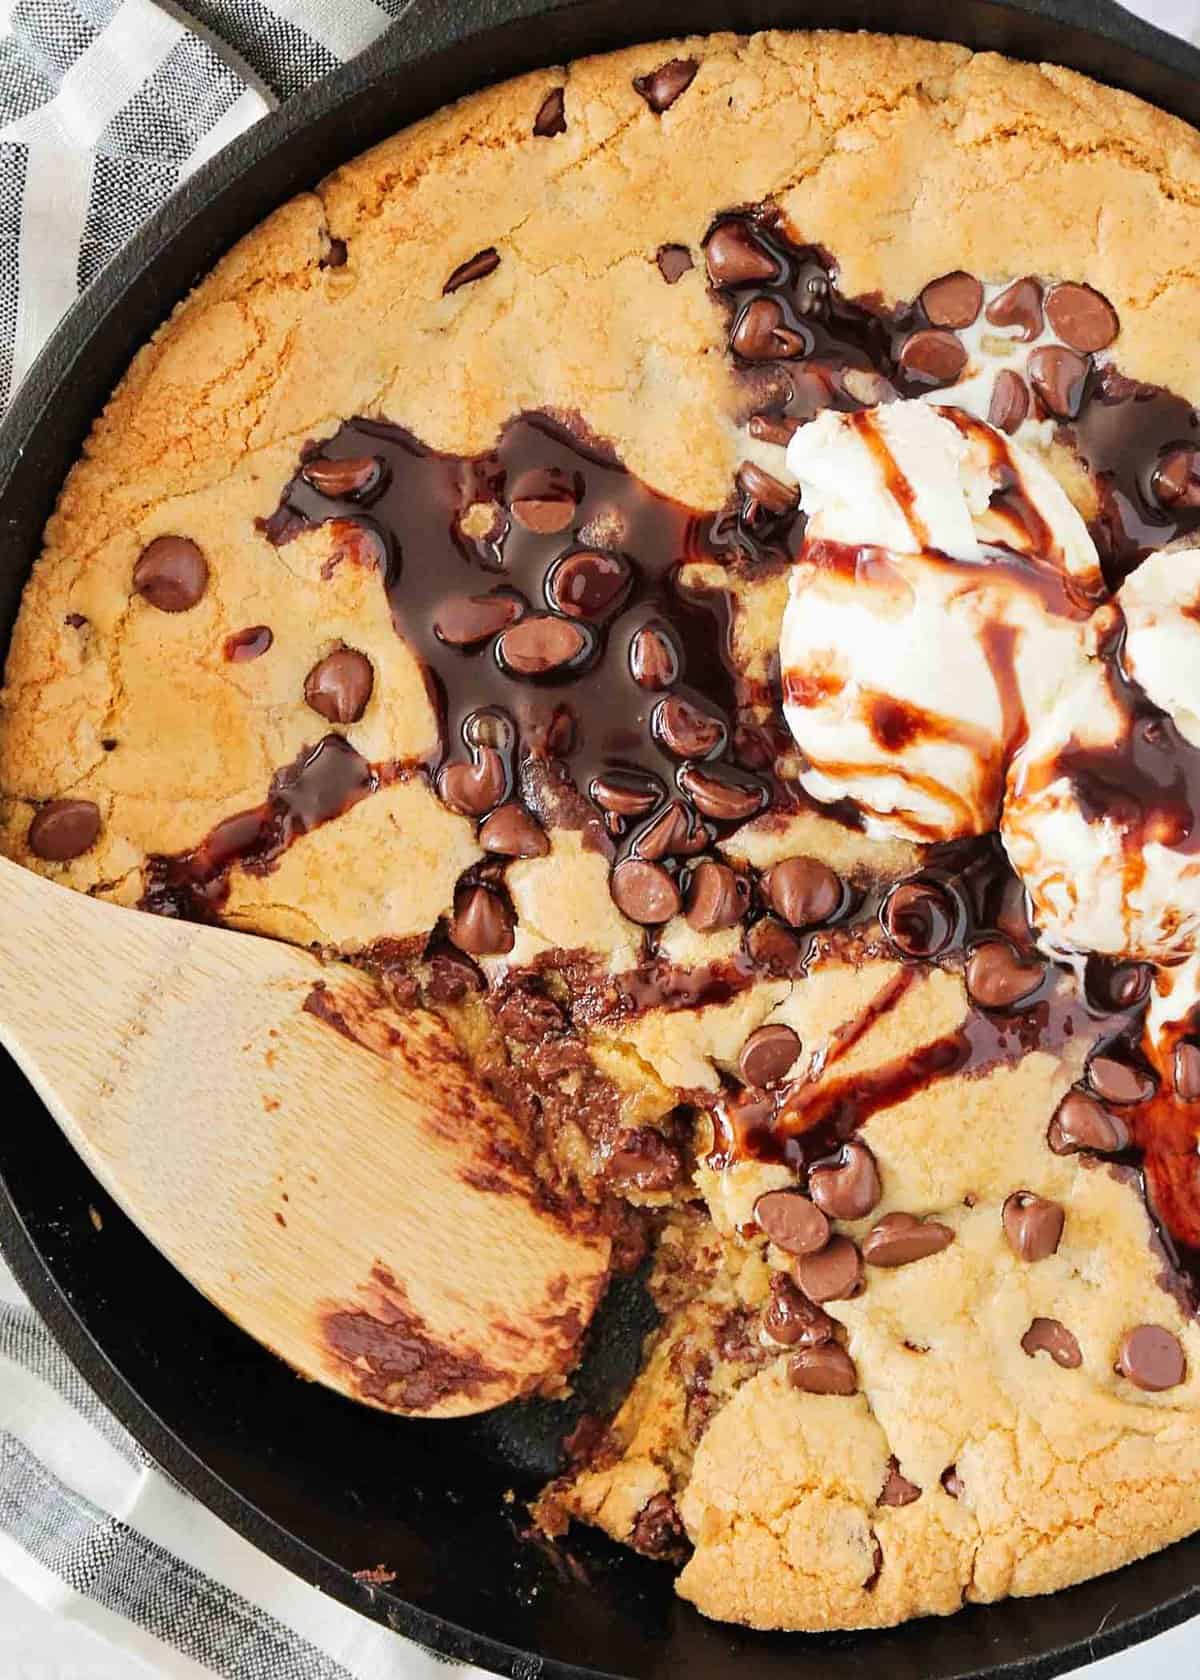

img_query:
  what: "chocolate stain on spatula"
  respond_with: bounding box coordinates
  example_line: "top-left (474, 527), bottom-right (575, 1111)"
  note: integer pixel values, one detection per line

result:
top-left (0, 856), bottom-right (612, 1419)
top-left (301, 975), bottom-right (610, 1414)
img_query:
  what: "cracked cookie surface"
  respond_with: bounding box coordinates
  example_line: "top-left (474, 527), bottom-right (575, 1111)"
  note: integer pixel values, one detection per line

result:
top-left (5, 28), bottom-right (1200, 1634)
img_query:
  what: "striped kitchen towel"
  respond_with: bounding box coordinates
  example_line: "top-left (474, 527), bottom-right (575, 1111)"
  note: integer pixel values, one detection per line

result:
top-left (0, 1255), bottom-right (472, 1676)
top-left (0, 8), bottom-right (482, 1675)
top-left (0, 0), bottom-right (410, 411)
top-left (0, 2), bottom-right (1197, 1678)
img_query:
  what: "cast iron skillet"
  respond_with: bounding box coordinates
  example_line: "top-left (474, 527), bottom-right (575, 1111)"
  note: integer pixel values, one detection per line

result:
top-left (2, 1), bottom-right (1199, 1675)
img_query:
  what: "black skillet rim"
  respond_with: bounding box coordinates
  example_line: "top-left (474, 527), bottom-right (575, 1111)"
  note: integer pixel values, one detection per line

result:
top-left (1, 0), bottom-right (1200, 1675)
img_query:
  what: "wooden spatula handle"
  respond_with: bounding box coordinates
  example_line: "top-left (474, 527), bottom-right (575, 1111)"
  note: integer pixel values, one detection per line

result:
top-left (0, 856), bottom-right (610, 1415)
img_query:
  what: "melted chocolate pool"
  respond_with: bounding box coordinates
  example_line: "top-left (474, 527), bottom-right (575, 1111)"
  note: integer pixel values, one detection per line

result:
top-left (134, 208), bottom-right (1200, 1302)
top-left (716, 211), bottom-right (1200, 589)
top-left (262, 413), bottom-right (804, 864)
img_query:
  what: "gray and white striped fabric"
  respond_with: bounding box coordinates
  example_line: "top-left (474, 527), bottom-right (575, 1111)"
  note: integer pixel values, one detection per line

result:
top-left (0, 0), bottom-right (411, 411)
top-left (0, 1), bottom-right (1198, 1676)
top-left (0, 9), bottom-right (487, 1673)
top-left (0, 1255), bottom-right (480, 1677)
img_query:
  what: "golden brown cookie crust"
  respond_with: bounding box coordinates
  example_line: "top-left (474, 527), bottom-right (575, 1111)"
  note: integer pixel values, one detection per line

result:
top-left (9, 30), bottom-right (1200, 902)
top-left (4, 28), bottom-right (1200, 1633)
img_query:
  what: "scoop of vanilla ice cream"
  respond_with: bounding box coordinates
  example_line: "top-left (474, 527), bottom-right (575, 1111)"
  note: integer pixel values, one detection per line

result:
top-left (784, 398), bottom-right (985, 558)
top-left (1120, 545), bottom-right (1200, 748)
top-left (1002, 584), bottom-right (1200, 963)
top-left (779, 402), bottom-right (1099, 842)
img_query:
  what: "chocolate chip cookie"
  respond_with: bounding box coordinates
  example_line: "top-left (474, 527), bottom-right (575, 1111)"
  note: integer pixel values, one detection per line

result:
top-left (6, 28), bottom-right (1200, 1634)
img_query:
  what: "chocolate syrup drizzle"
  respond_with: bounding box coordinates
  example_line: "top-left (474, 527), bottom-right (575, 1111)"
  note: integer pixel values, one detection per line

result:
top-left (1045, 619), bottom-right (1200, 859)
top-left (722, 212), bottom-right (1200, 588)
top-left (260, 412), bottom-right (790, 862)
top-left (708, 833), bottom-right (1109, 1164)
top-left (143, 735), bottom-right (379, 920)
top-left (135, 206), bottom-right (1200, 1303)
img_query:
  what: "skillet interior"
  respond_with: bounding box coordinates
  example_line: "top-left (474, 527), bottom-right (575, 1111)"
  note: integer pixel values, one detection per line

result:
top-left (2, 1), bottom-right (1200, 1675)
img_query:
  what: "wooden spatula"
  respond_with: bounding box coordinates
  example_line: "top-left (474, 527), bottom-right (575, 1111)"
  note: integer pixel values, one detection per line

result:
top-left (0, 855), bottom-right (611, 1416)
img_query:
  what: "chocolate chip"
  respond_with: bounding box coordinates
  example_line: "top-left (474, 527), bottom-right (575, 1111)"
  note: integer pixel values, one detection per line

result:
top-left (64, 612), bottom-right (88, 629)
top-left (629, 624), bottom-right (679, 690)
top-left (591, 774), bottom-right (661, 819)
top-left (133, 536), bottom-right (208, 613)
top-left (434, 591), bottom-right (524, 646)
top-left (748, 412), bottom-right (801, 448)
top-left (633, 57), bottom-right (697, 114)
top-left (509, 468), bottom-right (578, 533)
top-left (793, 1234), bottom-right (863, 1303)
top-left (1047, 1090), bottom-right (1130, 1156)
top-left (1045, 283), bottom-right (1119, 353)
top-left (941, 1467), bottom-right (964, 1499)
top-left (465, 707), bottom-right (516, 751)
top-left (879, 1459), bottom-right (922, 1506)
top-left (634, 800), bottom-right (707, 860)
top-left (739, 1022), bottom-right (801, 1087)
top-left (899, 329), bottom-right (967, 387)
top-left (1028, 345), bottom-right (1090, 419)
top-left (755, 1189), bottom-right (828, 1255)
top-left (443, 248), bottom-right (500, 294)
top-left (1175, 1041), bottom-right (1200, 1101)
top-left (762, 1273), bottom-right (834, 1347)
top-left (1116, 1324), bottom-right (1186, 1391)
top-left (737, 460), bottom-right (799, 518)
top-left (546, 550), bottom-right (631, 619)
top-left (224, 625), bottom-right (273, 662)
top-left (881, 879), bottom-right (957, 958)
top-left (437, 747), bottom-right (507, 817)
top-left (788, 1343), bottom-right (857, 1396)
top-left (863, 1212), bottom-right (954, 1268)
top-left (449, 884), bottom-right (514, 955)
top-left (745, 915), bottom-right (802, 976)
top-left (1153, 447), bottom-right (1200, 509)
top-left (1002, 1191), bottom-right (1064, 1262)
top-left (654, 695), bottom-right (725, 759)
top-left (478, 802), bottom-right (548, 858)
top-left (704, 219), bottom-right (778, 287)
top-left (320, 237), bottom-right (347, 270)
top-left (611, 858), bottom-right (681, 925)
top-left (303, 647), bottom-right (373, 724)
top-left (607, 1126), bottom-right (684, 1193)
top-left (965, 940), bottom-right (1044, 1010)
top-left (1021, 1316), bottom-right (1082, 1368)
top-left (678, 765), bottom-right (765, 822)
top-left (533, 85), bottom-right (566, 136)
top-left (300, 455), bottom-right (383, 500)
top-left (28, 799), bottom-right (100, 862)
top-left (765, 857), bottom-right (843, 929)
top-left (988, 369), bottom-right (1030, 435)
top-left (986, 277), bottom-right (1044, 341)
top-left (1087, 1053), bottom-right (1156, 1105)
top-left (920, 271), bottom-right (983, 329)
top-left (630, 1492), bottom-right (689, 1560)
top-left (656, 244), bottom-right (693, 284)
top-left (1086, 957), bottom-right (1153, 1013)
top-left (808, 1141), bottom-right (881, 1222)
top-left (686, 859), bottom-right (750, 932)
top-left (730, 298), bottom-right (807, 361)
top-left (497, 614), bottom-right (589, 676)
